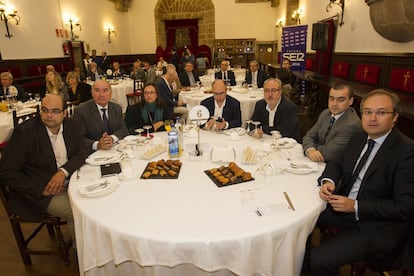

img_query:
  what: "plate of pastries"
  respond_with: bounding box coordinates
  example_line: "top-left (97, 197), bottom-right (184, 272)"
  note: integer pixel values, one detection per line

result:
top-left (204, 162), bottom-right (254, 187)
top-left (141, 159), bottom-right (182, 179)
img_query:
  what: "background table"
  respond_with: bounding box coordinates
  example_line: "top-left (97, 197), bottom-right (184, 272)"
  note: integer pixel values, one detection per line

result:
top-left (69, 131), bottom-right (325, 276)
top-left (0, 111), bottom-right (13, 143)
top-left (107, 79), bottom-right (134, 113)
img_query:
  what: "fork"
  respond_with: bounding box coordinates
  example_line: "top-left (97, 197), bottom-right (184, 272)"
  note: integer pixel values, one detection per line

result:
top-left (86, 181), bottom-right (109, 192)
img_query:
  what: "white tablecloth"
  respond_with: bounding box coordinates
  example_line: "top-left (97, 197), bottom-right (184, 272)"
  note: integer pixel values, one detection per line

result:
top-left (0, 111), bottom-right (13, 143)
top-left (179, 89), bottom-right (264, 126)
top-left (107, 79), bottom-right (134, 113)
top-left (69, 131), bottom-right (325, 276)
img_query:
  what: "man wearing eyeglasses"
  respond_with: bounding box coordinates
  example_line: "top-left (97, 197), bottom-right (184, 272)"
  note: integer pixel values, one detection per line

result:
top-left (74, 79), bottom-right (128, 151)
top-left (250, 78), bottom-right (300, 141)
top-left (311, 90), bottom-right (414, 275)
top-left (201, 79), bottom-right (241, 130)
top-left (302, 83), bottom-right (361, 162)
top-left (0, 93), bottom-right (88, 241)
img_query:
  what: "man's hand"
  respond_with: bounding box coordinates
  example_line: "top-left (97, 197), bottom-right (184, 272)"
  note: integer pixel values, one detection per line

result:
top-left (319, 181), bottom-right (335, 201)
top-left (307, 148), bottom-right (325, 162)
top-left (43, 170), bottom-right (66, 196)
top-left (177, 100), bottom-right (186, 107)
top-left (97, 132), bottom-right (113, 150)
top-left (214, 119), bottom-right (226, 130)
top-left (251, 128), bottom-right (263, 139)
top-left (328, 195), bottom-right (355, 213)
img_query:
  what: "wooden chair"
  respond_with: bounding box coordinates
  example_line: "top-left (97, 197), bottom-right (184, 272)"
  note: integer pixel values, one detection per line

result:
top-left (126, 91), bottom-right (142, 106)
top-left (66, 102), bottom-right (76, 117)
top-left (0, 184), bottom-right (72, 265)
top-left (12, 105), bottom-right (40, 128)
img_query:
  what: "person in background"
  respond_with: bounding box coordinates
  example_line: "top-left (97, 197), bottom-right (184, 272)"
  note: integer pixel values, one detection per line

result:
top-left (45, 70), bottom-right (69, 101)
top-left (73, 66), bottom-right (86, 82)
top-left (111, 61), bottom-right (126, 78)
top-left (86, 62), bottom-right (104, 81)
top-left (100, 51), bottom-right (110, 72)
top-left (143, 61), bottom-right (157, 84)
top-left (73, 79), bottom-right (128, 151)
top-left (281, 58), bottom-right (297, 87)
top-left (215, 60), bottom-right (236, 86)
top-left (0, 72), bottom-right (28, 102)
top-left (66, 71), bottom-right (92, 105)
top-left (250, 78), bottom-right (300, 141)
top-left (125, 83), bottom-right (169, 133)
top-left (244, 60), bottom-right (267, 89)
top-left (83, 53), bottom-right (92, 72)
top-left (156, 57), bottom-right (168, 73)
top-left (201, 80), bottom-right (241, 130)
top-left (311, 90), bottom-right (414, 275)
top-left (180, 47), bottom-right (195, 67)
top-left (130, 61), bottom-right (146, 80)
top-left (179, 62), bottom-right (200, 88)
top-left (0, 93), bottom-right (88, 242)
top-left (302, 83), bottom-right (361, 162)
top-left (168, 48), bottom-right (179, 70)
top-left (166, 64), bottom-right (183, 98)
top-left (195, 52), bottom-right (209, 76)
top-left (46, 64), bottom-right (55, 73)
top-left (91, 49), bottom-right (102, 68)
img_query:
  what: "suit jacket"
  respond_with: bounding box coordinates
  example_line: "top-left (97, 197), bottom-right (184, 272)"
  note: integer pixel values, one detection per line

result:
top-left (67, 82), bottom-right (92, 104)
top-left (179, 70), bottom-right (200, 87)
top-left (215, 70), bottom-right (236, 86)
top-left (0, 84), bottom-right (28, 102)
top-left (250, 98), bottom-right (300, 142)
top-left (73, 99), bottom-right (128, 150)
top-left (0, 117), bottom-right (88, 221)
top-left (155, 77), bottom-right (175, 119)
top-left (320, 129), bottom-right (414, 269)
top-left (302, 107), bottom-right (361, 161)
top-left (124, 102), bottom-right (169, 133)
top-left (86, 68), bottom-right (104, 81)
top-left (244, 69), bottom-right (268, 88)
top-left (201, 95), bottom-right (241, 129)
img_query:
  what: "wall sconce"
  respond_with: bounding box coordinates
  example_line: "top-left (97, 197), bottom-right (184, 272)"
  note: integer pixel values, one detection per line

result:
top-left (291, 9), bottom-right (303, 25)
top-left (326, 0), bottom-right (345, 26)
top-left (105, 24), bottom-right (115, 43)
top-left (0, 1), bottom-right (20, 39)
top-left (275, 20), bottom-right (284, 28)
top-left (67, 17), bottom-right (81, 41)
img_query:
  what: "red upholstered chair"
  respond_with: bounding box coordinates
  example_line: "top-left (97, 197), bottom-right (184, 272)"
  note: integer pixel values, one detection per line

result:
top-left (27, 65), bottom-right (43, 77)
top-left (332, 61), bottom-right (350, 79)
top-left (355, 64), bottom-right (381, 85)
top-left (155, 46), bottom-right (164, 64)
top-left (306, 58), bottom-right (314, 71)
top-left (389, 68), bottom-right (414, 93)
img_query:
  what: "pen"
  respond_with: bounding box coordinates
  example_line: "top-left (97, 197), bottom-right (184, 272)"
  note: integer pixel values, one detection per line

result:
top-left (283, 192), bottom-right (295, 211)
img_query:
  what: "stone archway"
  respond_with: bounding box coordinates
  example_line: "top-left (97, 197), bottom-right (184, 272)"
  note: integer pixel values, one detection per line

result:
top-left (154, 0), bottom-right (215, 52)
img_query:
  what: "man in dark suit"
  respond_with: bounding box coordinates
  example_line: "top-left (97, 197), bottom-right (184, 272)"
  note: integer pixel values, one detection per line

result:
top-left (0, 93), bottom-right (88, 238)
top-left (311, 89), bottom-right (414, 275)
top-left (179, 62), bottom-right (200, 88)
top-left (250, 78), bottom-right (300, 141)
top-left (244, 60), bottom-right (267, 88)
top-left (74, 79), bottom-right (128, 151)
top-left (281, 58), bottom-right (297, 87)
top-left (86, 62), bottom-right (104, 81)
top-left (201, 80), bottom-right (241, 130)
top-left (215, 60), bottom-right (236, 86)
top-left (0, 72), bottom-right (28, 101)
top-left (302, 83), bottom-right (361, 162)
top-left (100, 51), bottom-right (110, 72)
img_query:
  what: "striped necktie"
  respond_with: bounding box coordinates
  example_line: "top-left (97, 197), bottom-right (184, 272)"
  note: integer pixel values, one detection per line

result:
top-left (322, 116), bottom-right (335, 144)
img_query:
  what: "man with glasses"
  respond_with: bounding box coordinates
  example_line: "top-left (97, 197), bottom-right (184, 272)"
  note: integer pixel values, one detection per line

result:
top-left (0, 93), bottom-right (88, 241)
top-left (74, 79), bottom-right (128, 151)
top-left (201, 80), bottom-right (241, 130)
top-left (311, 90), bottom-right (414, 275)
top-left (250, 78), bottom-right (300, 141)
top-left (215, 60), bottom-right (236, 86)
top-left (244, 60), bottom-right (268, 89)
top-left (0, 72), bottom-right (28, 102)
top-left (302, 83), bottom-right (361, 162)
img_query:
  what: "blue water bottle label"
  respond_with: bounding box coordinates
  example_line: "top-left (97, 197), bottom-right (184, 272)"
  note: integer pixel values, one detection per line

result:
top-left (168, 131), bottom-right (179, 158)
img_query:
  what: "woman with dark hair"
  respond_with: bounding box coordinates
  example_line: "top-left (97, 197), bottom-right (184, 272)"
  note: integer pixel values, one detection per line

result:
top-left (125, 83), bottom-right (170, 134)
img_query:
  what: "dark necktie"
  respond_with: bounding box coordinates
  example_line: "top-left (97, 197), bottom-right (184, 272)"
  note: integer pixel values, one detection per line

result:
top-left (322, 116), bottom-right (335, 143)
top-left (101, 108), bottom-right (109, 133)
top-left (350, 139), bottom-right (376, 184)
top-left (5, 87), bottom-right (9, 96)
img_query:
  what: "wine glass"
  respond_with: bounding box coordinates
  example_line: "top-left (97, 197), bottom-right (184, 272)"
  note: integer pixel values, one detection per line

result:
top-left (28, 93), bottom-right (33, 101)
top-left (270, 130), bottom-right (281, 150)
top-left (245, 120), bottom-right (253, 133)
top-left (143, 125), bottom-right (152, 140)
top-left (252, 121), bottom-right (260, 133)
top-left (164, 119), bottom-right (173, 132)
top-left (135, 128), bottom-right (144, 136)
top-left (34, 93), bottom-right (41, 102)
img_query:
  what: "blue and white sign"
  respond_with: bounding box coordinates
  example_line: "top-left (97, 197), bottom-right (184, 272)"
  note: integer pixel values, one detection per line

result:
top-left (281, 25), bottom-right (308, 72)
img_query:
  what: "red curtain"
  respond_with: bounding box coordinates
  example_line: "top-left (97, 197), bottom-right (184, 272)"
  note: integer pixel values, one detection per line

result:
top-left (165, 19), bottom-right (199, 58)
top-left (314, 19), bottom-right (337, 76)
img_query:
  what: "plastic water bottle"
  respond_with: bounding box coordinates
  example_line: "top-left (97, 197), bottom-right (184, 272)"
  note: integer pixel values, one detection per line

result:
top-left (175, 116), bottom-right (184, 152)
top-left (168, 124), bottom-right (181, 159)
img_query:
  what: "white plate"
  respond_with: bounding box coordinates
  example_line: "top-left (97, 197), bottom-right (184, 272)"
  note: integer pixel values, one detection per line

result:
top-left (77, 178), bottom-right (120, 197)
top-left (222, 127), bottom-right (247, 136)
top-left (86, 154), bottom-right (118, 165)
top-left (277, 138), bottom-right (297, 149)
top-left (140, 144), bottom-right (166, 159)
top-left (118, 172), bottom-right (139, 181)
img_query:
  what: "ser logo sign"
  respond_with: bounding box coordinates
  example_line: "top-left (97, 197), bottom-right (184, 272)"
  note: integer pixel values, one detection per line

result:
top-left (282, 52), bottom-right (305, 62)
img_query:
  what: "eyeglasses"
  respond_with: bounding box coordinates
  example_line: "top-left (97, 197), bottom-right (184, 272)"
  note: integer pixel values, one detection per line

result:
top-left (362, 110), bottom-right (395, 116)
top-left (213, 92), bottom-right (226, 96)
top-left (264, 88), bottom-right (281, 94)
top-left (41, 107), bottom-right (64, 115)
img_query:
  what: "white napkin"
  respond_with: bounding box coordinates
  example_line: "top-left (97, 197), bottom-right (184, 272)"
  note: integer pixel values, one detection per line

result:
top-left (85, 150), bottom-right (119, 165)
top-left (281, 161), bottom-right (318, 174)
top-left (77, 176), bottom-right (120, 197)
top-left (277, 137), bottom-right (297, 149)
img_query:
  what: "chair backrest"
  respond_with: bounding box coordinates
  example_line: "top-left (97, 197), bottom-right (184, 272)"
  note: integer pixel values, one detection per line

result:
top-left (126, 92), bottom-right (141, 106)
top-left (66, 102), bottom-right (76, 117)
top-left (12, 105), bottom-right (40, 128)
top-left (0, 184), bottom-right (11, 217)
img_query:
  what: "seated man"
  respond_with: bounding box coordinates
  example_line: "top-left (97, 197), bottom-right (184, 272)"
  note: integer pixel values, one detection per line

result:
top-left (201, 80), bottom-right (241, 130)
top-left (0, 93), bottom-right (88, 239)
top-left (281, 58), bottom-right (297, 87)
top-left (311, 90), bottom-right (414, 275)
top-left (0, 72), bottom-right (28, 101)
top-left (130, 61), bottom-right (146, 81)
top-left (110, 61), bottom-right (126, 78)
top-left (74, 79), bottom-right (128, 151)
top-left (244, 60), bottom-right (267, 88)
top-left (86, 62), bottom-right (104, 81)
top-left (156, 67), bottom-right (188, 122)
top-left (302, 83), bottom-right (361, 162)
top-left (250, 78), bottom-right (300, 141)
top-left (215, 60), bottom-right (236, 86)
top-left (179, 62), bottom-right (200, 88)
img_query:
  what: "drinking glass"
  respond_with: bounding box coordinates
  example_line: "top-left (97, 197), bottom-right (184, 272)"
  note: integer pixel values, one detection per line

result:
top-left (164, 120), bottom-right (173, 132)
top-left (245, 120), bottom-right (252, 133)
top-left (143, 125), bottom-right (152, 139)
top-left (28, 93), bottom-right (33, 101)
top-left (135, 128), bottom-right (144, 136)
top-left (34, 93), bottom-right (41, 102)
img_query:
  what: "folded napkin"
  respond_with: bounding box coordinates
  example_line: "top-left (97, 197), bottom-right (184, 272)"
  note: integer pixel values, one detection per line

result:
top-left (77, 176), bottom-right (120, 197)
top-left (280, 161), bottom-right (318, 174)
top-left (277, 137), bottom-right (297, 149)
top-left (86, 150), bottom-right (119, 165)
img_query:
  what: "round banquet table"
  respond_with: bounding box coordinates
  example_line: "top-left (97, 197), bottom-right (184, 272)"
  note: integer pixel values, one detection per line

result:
top-left (179, 88), bottom-right (264, 127)
top-left (89, 79), bottom-right (133, 113)
top-left (69, 130), bottom-right (325, 276)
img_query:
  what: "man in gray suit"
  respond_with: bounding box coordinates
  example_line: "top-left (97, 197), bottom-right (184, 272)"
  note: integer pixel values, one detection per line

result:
top-left (302, 83), bottom-right (361, 162)
top-left (74, 79), bottom-right (128, 151)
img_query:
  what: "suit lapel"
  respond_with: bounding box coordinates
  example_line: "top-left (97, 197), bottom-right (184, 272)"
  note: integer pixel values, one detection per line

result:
top-left (89, 101), bottom-right (104, 133)
top-left (36, 119), bottom-right (58, 171)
